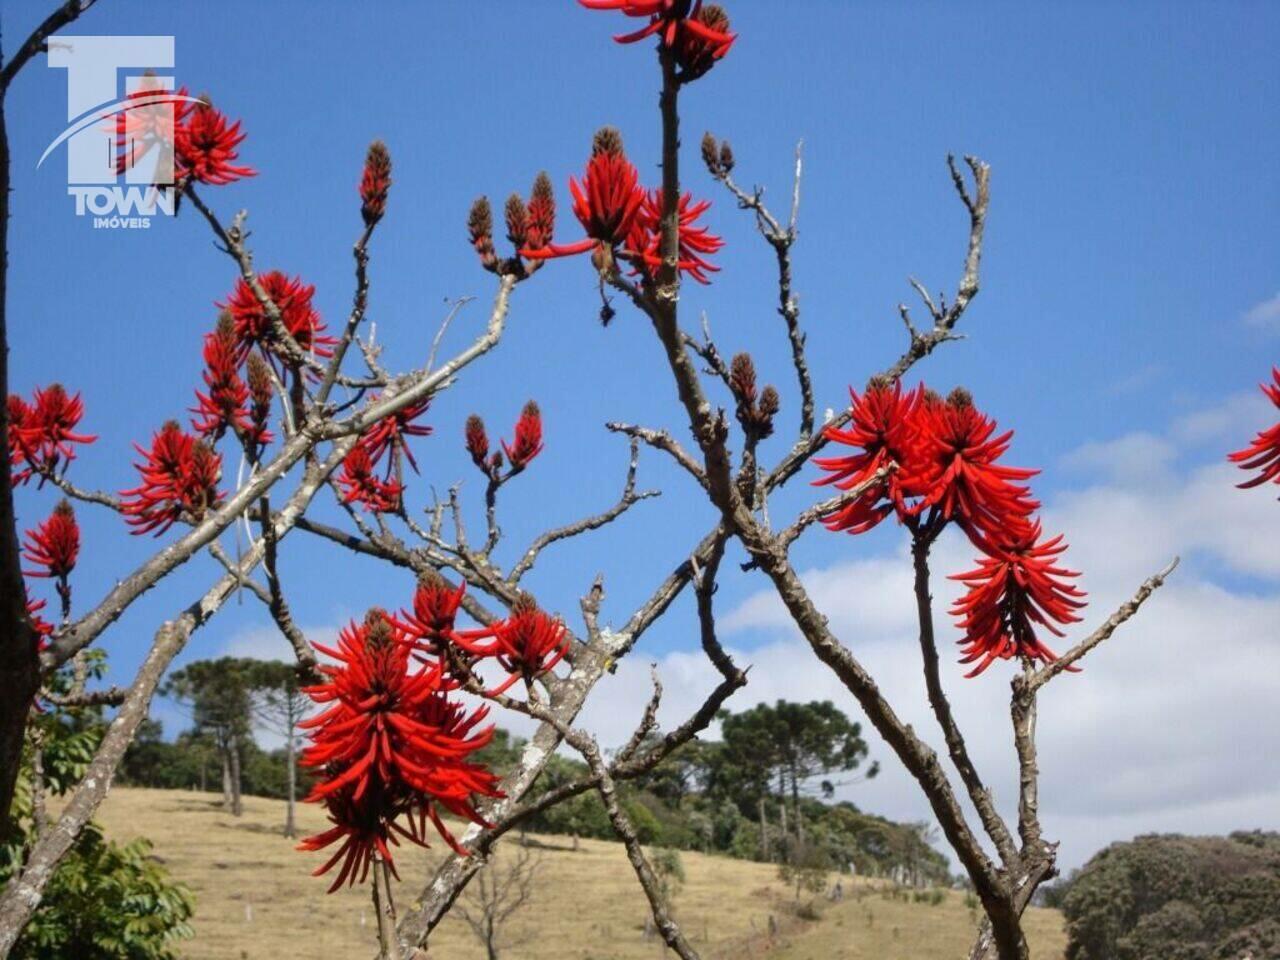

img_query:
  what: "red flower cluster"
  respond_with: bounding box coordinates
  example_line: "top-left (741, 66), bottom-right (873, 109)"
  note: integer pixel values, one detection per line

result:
top-left (298, 610), bottom-right (500, 890)
top-left (520, 129), bottom-right (722, 284)
top-left (218, 271), bottom-right (336, 367)
top-left (630, 189), bottom-right (724, 284)
top-left (463, 403), bottom-right (545, 481)
top-left (815, 381), bottom-right (1084, 676)
top-left (453, 596), bottom-right (569, 696)
top-left (26, 595), bottom-right (54, 643)
top-left (22, 500), bottom-right (79, 581)
top-left (336, 445), bottom-right (403, 514)
top-left (360, 140), bottom-right (392, 227)
top-left (113, 82), bottom-right (253, 188)
top-left (362, 396), bottom-right (433, 475)
top-left (1229, 367), bottom-right (1280, 493)
top-left (121, 421), bottom-right (224, 535)
top-left (23, 499), bottom-right (79, 615)
top-left (336, 395), bottom-right (434, 513)
top-left (191, 314), bottom-right (273, 458)
top-left (8, 385), bottom-right (97, 487)
top-left (949, 524), bottom-right (1085, 677)
top-left (581, 0), bottom-right (737, 71)
top-left (174, 97), bottom-right (255, 186)
top-left (502, 401), bottom-right (544, 471)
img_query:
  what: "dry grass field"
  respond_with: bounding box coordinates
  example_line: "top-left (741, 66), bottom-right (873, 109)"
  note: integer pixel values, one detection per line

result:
top-left (91, 788), bottom-right (1066, 960)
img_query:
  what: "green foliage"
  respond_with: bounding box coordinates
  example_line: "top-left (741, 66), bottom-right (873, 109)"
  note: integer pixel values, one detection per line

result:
top-left (3, 657), bottom-right (194, 960)
top-left (709, 700), bottom-right (877, 816)
top-left (1063, 832), bottom-right (1280, 960)
top-left (12, 826), bottom-right (194, 960)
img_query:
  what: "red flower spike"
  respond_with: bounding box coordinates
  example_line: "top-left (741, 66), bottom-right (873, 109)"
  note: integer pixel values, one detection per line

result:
top-left (1229, 367), bottom-right (1280, 492)
top-left (502, 401), bottom-right (544, 470)
top-left (191, 316), bottom-right (251, 441)
top-left (121, 422), bottom-right (224, 536)
top-left (244, 354), bottom-right (275, 453)
top-left (393, 573), bottom-right (468, 659)
top-left (218, 271), bottom-right (336, 366)
top-left (457, 597), bottom-right (568, 693)
top-left (298, 610), bottom-right (500, 888)
top-left (26, 595), bottom-right (54, 644)
top-left (525, 173), bottom-right (556, 253)
top-left (336, 445), bottom-right (403, 514)
top-left (22, 500), bottom-right (79, 580)
top-left (914, 388), bottom-right (1040, 548)
top-left (9, 385), bottom-right (98, 487)
top-left (174, 97), bottom-right (255, 186)
top-left (360, 140), bottom-right (392, 227)
top-left (627, 188), bottom-right (724, 285)
top-left (521, 128), bottom-right (645, 265)
top-left (580, 0), bottom-right (737, 63)
top-left (949, 523), bottom-right (1088, 678)
top-left (813, 381), bottom-right (923, 535)
top-left (362, 396), bottom-right (433, 476)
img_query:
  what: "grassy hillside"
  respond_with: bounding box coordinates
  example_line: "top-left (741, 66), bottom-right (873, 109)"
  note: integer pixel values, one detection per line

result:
top-left (91, 788), bottom-right (1066, 959)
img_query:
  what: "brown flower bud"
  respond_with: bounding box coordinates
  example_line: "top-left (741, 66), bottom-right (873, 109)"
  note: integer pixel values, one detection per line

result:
top-left (719, 140), bottom-right (735, 175)
top-left (364, 607), bottom-right (394, 647)
top-left (701, 132), bottom-right (721, 176)
top-left (215, 309), bottom-right (235, 341)
top-left (246, 353), bottom-right (273, 405)
top-left (505, 193), bottom-right (529, 248)
top-left (592, 126), bottom-right (624, 157)
top-left (468, 196), bottom-right (498, 272)
top-left (729, 352), bottom-right (758, 404)
top-left (465, 413), bottom-right (489, 470)
top-left (759, 385), bottom-right (781, 418)
top-left (947, 386), bottom-right (974, 409)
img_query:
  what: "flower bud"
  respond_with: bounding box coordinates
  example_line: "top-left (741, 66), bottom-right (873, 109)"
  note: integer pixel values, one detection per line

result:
top-left (468, 196), bottom-right (498, 272)
top-left (719, 140), bottom-right (735, 175)
top-left (947, 386), bottom-right (974, 409)
top-left (729, 352), bottom-right (758, 404)
top-left (360, 140), bottom-right (392, 227)
top-left (505, 193), bottom-right (529, 248)
top-left (592, 126), bottom-right (624, 157)
top-left (701, 132), bottom-right (721, 177)
top-left (465, 414), bottom-right (490, 470)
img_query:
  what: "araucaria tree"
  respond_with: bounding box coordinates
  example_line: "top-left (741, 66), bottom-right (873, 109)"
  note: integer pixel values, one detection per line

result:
top-left (0, 3), bottom-right (1184, 960)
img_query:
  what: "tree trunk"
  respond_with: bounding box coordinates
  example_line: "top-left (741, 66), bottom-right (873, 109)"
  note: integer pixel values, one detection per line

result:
top-left (0, 98), bottom-right (43, 840)
top-left (284, 730), bottom-right (297, 838)
top-left (220, 744), bottom-right (233, 810)
top-left (229, 739), bottom-right (243, 817)
top-left (758, 796), bottom-right (769, 861)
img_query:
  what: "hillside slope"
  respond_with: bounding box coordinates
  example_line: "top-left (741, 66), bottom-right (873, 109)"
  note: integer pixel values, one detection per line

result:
top-left (91, 788), bottom-right (1067, 959)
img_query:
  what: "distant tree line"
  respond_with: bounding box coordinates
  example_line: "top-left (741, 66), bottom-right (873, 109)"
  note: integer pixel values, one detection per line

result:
top-left (125, 666), bottom-right (951, 885)
top-left (1045, 831), bottom-right (1280, 960)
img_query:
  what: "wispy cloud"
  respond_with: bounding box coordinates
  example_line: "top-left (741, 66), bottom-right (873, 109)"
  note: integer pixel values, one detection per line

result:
top-left (1243, 292), bottom-right (1280, 331)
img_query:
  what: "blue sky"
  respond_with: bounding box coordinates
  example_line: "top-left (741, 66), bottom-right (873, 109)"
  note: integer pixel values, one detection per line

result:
top-left (5, 1), bottom-right (1279, 869)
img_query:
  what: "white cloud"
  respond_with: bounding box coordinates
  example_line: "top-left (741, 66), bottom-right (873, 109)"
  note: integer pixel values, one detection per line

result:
top-left (1243, 292), bottom-right (1280, 331)
top-left (608, 396), bottom-right (1280, 873)
top-left (219, 622), bottom-right (341, 662)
